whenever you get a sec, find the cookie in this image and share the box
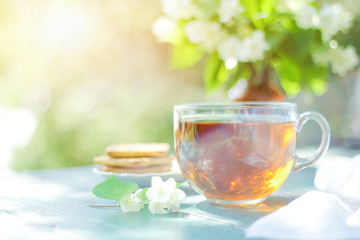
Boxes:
[93,155,173,168]
[106,143,170,158]
[101,163,172,174]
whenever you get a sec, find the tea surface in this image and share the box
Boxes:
[175,118,296,202]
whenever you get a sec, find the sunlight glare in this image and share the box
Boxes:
[41,4,96,51]
[0,107,37,171]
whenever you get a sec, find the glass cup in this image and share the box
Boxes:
[174,102,330,205]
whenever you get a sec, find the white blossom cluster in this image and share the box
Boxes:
[184,20,227,52]
[217,0,244,23]
[152,0,269,66]
[151,15,177,43]
[279,0,359,77]
[120,176,186,214]
[217,31,269,64]
[312,45,359,77]
[282,1,354,41]
[152,0,359,77]
[281,1,358,78]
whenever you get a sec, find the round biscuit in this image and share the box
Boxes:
[93,155,173,168]
[106,143,170,158]
[101,164,172,174]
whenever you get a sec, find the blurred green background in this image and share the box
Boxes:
[0,0,359,171]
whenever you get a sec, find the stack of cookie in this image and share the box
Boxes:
[93,143,174,173]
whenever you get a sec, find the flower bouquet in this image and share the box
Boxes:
[152,0,359,100]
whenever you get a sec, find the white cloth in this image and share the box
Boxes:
[246,155,360,239]
[315,155,360,203]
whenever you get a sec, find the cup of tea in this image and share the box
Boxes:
[174,102,330,205]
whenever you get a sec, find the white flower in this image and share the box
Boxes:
[184,20,227,52]
[311,49,330,67]
[184,3,205,19]
[167,189,186,212]
[148,201,169,215]
[120,191,145,213]
[217,0,244,23]
[318,4,353,41]
[312,44,359,76]
[294,5,318,29]
[217,31,269,63]
[161,0,204,20]
[152,16,177,42]
[217,36,243,62]
[146,176,176,203]
[240,30,270,62]
[329,45,359,77]
[146,176,186,214]
[161,0,189,19]
[277,0,310,12]
[184,20,207,43]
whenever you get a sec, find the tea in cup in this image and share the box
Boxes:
[174,102,330,205]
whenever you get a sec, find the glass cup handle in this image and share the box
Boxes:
[293,111,331,171]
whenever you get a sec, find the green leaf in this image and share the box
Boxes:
[260,0,276,14]
[272,55,302,97]
[241,0,264,29]
[303,66,328,95]
[309,77,327,95]
[267,32,287,51]
[176,182,186,188]
[92,175,138,202]
[204,53,222,90]
[242,0,259,17]
[193,0,219,17]
[280,16,296,31]
[226,65,240,90]
[292,29,316,61]
[167,23,187,46]
[225,64,251,90]
[135,188,149,201]
[170,43,204,69]
[204,53,229,92]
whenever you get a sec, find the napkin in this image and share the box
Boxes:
[245,155,360,239]
[314,155,360,203]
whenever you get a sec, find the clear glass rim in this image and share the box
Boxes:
[174,102,296,111]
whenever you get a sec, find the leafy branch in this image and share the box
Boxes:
[90,175,186,214]
[152,0,359,98]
